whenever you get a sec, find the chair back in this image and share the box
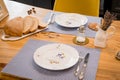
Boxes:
[53,0,100,16]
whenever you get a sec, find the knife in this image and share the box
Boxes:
[78,53,90,80]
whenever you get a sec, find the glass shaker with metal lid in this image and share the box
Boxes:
[76,26,86,43]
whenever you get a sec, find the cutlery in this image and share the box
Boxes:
[39,12,55,28]
[46,12,55,25]
[74,57,83,76]
[78,53,90,80]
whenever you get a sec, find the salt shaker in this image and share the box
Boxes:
[76,26,86,43]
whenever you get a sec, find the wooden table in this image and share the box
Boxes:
[0,0,120,80]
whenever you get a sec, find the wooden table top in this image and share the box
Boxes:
[0,0,120,80]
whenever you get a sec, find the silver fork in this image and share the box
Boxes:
[74,57,83,76]
[46,12,55,25]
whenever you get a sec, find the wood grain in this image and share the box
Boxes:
[0,0,120,80]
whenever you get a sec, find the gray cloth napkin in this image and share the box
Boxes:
[43,12,102,38]
[2,39,101,80]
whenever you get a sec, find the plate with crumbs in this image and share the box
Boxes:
[33,43,79,70]
[55,13,88,28]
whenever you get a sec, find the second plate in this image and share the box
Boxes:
[55,13,88,28]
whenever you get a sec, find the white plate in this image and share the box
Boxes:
[55,13,88,28]
[1,27,48,41]
[33,43,79,70]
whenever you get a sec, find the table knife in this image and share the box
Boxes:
[78,53,90,80]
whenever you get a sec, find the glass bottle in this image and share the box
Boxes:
[76,26,85,43]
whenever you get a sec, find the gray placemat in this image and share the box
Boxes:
[2,39,101,80]
[43,12,102,38]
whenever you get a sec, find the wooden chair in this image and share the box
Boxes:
[53,0,100,16]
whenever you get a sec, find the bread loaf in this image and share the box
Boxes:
[4,17,24,37]
[88,23,98,31]
[4,16,40,37]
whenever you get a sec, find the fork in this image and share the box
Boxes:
[46,12,55,25]
[74,57,83,76]
[39,12,55,28]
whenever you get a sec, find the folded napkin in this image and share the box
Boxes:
[43,12,102,38]
[2,39,101,80]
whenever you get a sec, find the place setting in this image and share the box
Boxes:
[43,11,102,38]
[1,39,101,80]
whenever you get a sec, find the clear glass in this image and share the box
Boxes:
[94,25,116,48]
[76,26,85,42]
[94,27,107,48]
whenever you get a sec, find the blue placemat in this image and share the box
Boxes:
[43,12,102,38]
[2,39,101,80]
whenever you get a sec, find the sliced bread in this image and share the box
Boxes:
[29,17,39,32]
[38,20,48,29]
[23,16,33,34]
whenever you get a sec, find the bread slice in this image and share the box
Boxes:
[4,17,24,37]
[29,17,39,32]
[38,20,48,29]
[23,16,33,34]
